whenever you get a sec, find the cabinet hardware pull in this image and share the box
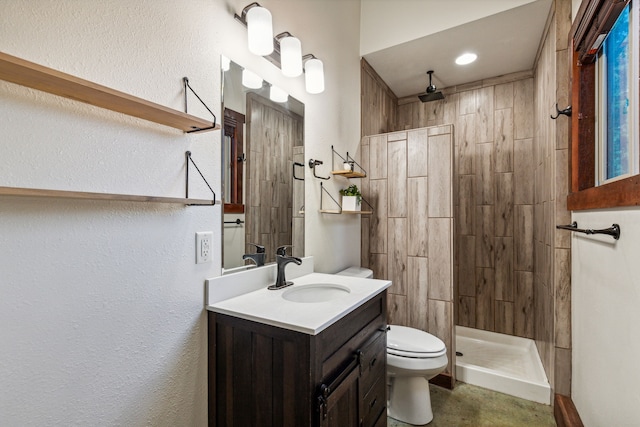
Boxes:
[370,357,377,368]
[370,398,377,408]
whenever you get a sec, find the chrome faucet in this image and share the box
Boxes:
[268,245,302,290]
[242,243,265,267]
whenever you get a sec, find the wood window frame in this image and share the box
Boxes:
[568,0,640,210]
[223,108,245,214]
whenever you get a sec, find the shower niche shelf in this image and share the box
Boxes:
[0,51,219,133]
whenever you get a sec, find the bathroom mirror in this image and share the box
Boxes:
[222,58,305,272]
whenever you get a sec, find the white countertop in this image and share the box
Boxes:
[207,271,391,335]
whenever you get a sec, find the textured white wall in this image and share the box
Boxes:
[571,208,640,426]
[226,0,363,274]
[0,0,362,424]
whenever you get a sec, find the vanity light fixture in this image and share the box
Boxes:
[455,52,477,65]
[241,3,274,56]
[304,54,325,94]
[270,85,288,103]
[277,32,303,77]
[242,69,263,89]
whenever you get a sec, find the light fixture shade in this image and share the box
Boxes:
[280,36,302,77]
[270,85,288,103]
[246,6,273,56]
[242,69,263,89]
[305,58,324,94]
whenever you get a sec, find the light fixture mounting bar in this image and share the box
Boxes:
[233,2,261,23]
[234,5,315,71]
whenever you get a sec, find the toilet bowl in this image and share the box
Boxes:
[387,325,447,425]
[336,267,448,425]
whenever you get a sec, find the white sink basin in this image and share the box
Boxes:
[282,283,351,303]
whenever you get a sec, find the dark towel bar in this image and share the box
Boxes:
[556,222,620,240]
[224,219,244,225]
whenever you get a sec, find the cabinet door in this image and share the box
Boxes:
[318,364,360,427]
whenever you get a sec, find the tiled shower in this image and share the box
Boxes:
[359,0,572,396]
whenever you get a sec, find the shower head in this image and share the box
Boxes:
[418,91,445,102]
[418,70,444,103]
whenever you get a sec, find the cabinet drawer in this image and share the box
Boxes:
[319,294,386,381]
[359,330,386,394]
[361,374,386,427]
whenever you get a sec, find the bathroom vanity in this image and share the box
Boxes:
[206,266,390,427]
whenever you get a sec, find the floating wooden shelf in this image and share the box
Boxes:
[343,210,372,215]
[0,51,219,133]
[0,186,218,206]
[319,209,372,215]
[331,170,367,178]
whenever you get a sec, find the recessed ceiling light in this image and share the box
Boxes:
[455,53,477,65]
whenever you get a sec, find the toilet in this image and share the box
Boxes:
[337,267,448,426]
[386,325,447,425]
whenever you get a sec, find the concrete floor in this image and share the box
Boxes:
[388,382,556,427]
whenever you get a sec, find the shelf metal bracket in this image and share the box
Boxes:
[331,145,367,177]
[183,77,218,133]
[320,182,341,213]
[185,151,216,206]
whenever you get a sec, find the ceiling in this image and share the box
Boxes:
[362,0,554,99]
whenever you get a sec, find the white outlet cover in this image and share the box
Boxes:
[196,231,213,264]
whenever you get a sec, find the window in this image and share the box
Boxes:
[223,108,245,213]
[569,0,640,210]
[596,4,636,184]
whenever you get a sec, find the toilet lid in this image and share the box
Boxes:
[387,325,446,357]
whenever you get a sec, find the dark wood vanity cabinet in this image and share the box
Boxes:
[208,291,387,427]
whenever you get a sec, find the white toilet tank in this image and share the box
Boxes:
[336,266,374,279]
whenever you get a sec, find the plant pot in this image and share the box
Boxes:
[342,195,361,211]
[343,161,354,171]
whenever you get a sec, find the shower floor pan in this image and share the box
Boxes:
[455,326,551,404]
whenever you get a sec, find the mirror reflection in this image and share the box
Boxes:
[222,59,305,271]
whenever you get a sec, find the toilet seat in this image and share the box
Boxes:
[387,325,446,358]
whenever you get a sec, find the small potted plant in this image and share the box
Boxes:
[339,184,362,211]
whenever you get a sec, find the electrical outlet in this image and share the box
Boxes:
[196,231,213,264]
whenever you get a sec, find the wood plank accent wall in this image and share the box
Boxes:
[361,59,398,137]
[534,0,573,398]
[358,5,574,400]
[245,93,304,263]
[360,126,456,378]
[396,71,536,340]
